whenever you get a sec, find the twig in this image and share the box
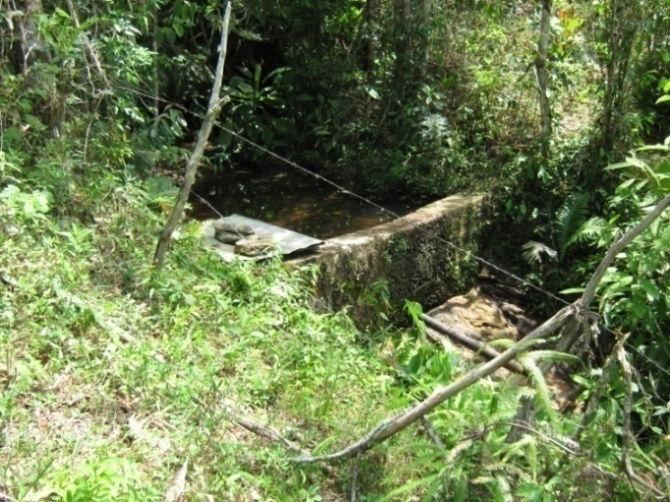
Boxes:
[349,454,360,502]
[163,460,188,502]
[616,345,666,499]
[577,333,630,437]
[293,305,575,463]
[509,195,670,443]
[220,400,337,477]
[419,416,446,450]
[65,0,109,90]
[580,195,670,311]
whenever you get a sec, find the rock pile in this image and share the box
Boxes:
[213,221,275,257]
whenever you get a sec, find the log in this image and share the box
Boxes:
[421,313,526,374]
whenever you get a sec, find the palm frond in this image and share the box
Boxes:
[566,216,608,250]
[556,193,589,257]
[522,240,557,265]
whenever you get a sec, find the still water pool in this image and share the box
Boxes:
[190,165,422,239]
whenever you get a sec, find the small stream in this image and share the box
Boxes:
[190,165,424,239]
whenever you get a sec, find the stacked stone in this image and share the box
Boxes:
[213,221,275,257]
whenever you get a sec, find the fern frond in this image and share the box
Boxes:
[522,240,557,265]
[487,338,516,350]
[382,473,441,500]
[518,356,557,423]
[497,434,537,462]
[517,386,537,400]
[556,193,589,257]
[524,350,583,366]
[492,475,513,502]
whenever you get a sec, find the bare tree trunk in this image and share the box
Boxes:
[65,0,110,90]
[363,0,378,73]
[598,0,640,159]
[393,0,412,96]
[153,2,232,268]
[417,0,432,80]
[17,0,48,73]
[536,0,552,162]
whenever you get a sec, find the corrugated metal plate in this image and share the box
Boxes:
[202,214,323,262]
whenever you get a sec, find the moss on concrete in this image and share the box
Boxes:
[291,194,485,327]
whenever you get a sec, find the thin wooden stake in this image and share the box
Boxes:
[153,2,231,267]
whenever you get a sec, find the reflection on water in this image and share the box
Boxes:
[190,166,418,239]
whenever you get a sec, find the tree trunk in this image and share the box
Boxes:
[393,0,412,97]
[598,0,640,158]
[536,0,552,162]
[363,0,378,73]
[417,0,432,80]
[153,2,232,268]
[17,0,48,73]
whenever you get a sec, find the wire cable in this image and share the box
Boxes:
[124,85,670,378]
[120,86,574,307]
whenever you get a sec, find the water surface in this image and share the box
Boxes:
[190,165,421,239]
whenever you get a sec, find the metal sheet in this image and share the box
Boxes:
[202,214,323,262]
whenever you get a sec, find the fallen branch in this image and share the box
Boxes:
[293,305,575,463]
[163,460,188,502]
[349,454,360,502]
[220,401,337,476]
[508,195,670,443]
[580,195,670,311]
[153,2,231,267]
[421,313,525,374]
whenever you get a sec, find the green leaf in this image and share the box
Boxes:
[638,278,660,301]
[555,193,589,256]
[518,356,556,423]
[404,300,424,332]
[365,86,381,100]
[559,287,584,295]
[656,95,670,104]
[524,350,582,366]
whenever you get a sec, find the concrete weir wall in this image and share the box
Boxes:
[291,193,486,325]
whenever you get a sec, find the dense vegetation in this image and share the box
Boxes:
[1,0,669,500]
